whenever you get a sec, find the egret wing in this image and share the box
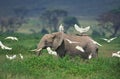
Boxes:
[74,24,82,33]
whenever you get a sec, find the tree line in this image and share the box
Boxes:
[0,7,120,37]
[97,7,120,37]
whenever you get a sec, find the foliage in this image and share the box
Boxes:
[40,9,80,33]
[40,9,68,32]
[0,6,28,33]
[1,55,120,79]
[97,7,120,37]
[0,33,120,79]
[63,16,80,31]
[0,16,26,33]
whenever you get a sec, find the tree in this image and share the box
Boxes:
[0,16,25,33]
[97,8,120,37]
[40,9,68,32]
[63,16,79,31]
[0,7,28,33]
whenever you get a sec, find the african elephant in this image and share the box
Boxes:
[34,32,98,59]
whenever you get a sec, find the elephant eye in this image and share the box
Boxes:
[44,39,53,44]
[45,40,48,43]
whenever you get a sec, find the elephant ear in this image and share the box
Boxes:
[52,32,64,50]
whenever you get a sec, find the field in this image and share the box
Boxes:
[0,33,120,79]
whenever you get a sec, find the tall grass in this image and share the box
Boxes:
[0,33,120,79]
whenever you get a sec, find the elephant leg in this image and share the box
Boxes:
[86,43,98,59]
[56,48,65,57]
[36,51,41,56]
[92,47,98,57]
[56,41,66,57]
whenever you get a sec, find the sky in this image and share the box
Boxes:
[0,0,120,19]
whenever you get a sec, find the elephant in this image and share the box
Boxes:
[34,32,98,59]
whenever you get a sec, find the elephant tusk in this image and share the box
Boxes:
[30,48,42,52]
[36,48,42,51]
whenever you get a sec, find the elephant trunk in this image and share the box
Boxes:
[36,42,46,56]
[31,48,42,55]
[36,48,42,56]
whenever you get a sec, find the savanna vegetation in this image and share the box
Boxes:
[0,1,120,78]
[0,32,120,79]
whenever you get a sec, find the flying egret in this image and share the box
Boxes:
[5,36,18,41]
[74,24,90,34]
[46,47,57,56]
[75,45,85,52]
[6,54,16,60]
[65,39,80,44]
[19,53,23,59]
[59,24,64,32]
[101,37,117,43]
[112,52,120,57]
[0,41,12,50]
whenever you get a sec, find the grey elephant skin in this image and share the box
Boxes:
[35,32,98,59]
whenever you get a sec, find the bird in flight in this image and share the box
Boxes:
[59,24,64,32]
[6,54,16,60]
[0,41,12,50]
[112,52,120,58]
[74,24,90,34]
[5,36,18,41]
[101,37,117,43]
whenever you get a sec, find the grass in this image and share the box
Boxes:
[0,33,120,79]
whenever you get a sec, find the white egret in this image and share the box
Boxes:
[75,45,85,52]
[65,39,80,44]
[46,47,57,56]
[117,51,120,54]
[0,41,12,50]
[74,24,90,34]
[5,36,18,41]
[91,39,102,46]
[101,37,117,43]
[88,53,92,59]
[59,24,64,32]
[19,53,23,59]
[6,54,16,60]
[112,53,120,57]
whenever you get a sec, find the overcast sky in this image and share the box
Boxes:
[0,0,120,18]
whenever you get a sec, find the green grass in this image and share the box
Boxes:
[0,33,120,79]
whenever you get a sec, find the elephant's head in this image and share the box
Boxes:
[35,32,64,55]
